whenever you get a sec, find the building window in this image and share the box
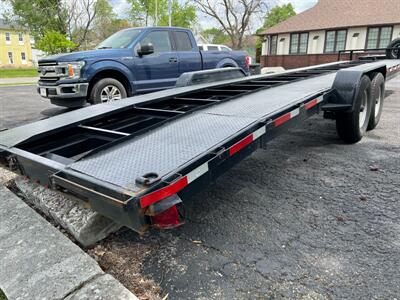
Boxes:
[290,32,308,54]
[366,26,393,49]
[21,52,26,64]
[18,33,24,42]
[8,52,13,64]
[324,30,347,53]
[5,32,11,42]
[269,35,278,55]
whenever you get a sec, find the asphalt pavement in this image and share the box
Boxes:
[1,76,399,299]
[0,85,68,130]
[140,76,400,299]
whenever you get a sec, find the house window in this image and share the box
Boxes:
[324,30,347,53]
[18,33,24,42]
[5,32,11,42]
[8,52,13,64]
[21,52,26,64]
[269,35,278,55]
[366,26,393,49]
[290,32,308,54]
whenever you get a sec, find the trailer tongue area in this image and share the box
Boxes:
[1,59,399,232]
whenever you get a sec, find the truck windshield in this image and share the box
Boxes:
[96,29,142,49]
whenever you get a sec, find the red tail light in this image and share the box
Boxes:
[151,205,184,229]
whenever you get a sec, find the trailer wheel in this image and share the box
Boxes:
[90,78,127,104]
[336,75,372,143]
[367,73,385,131]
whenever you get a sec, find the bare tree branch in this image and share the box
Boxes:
[194,0,269,49]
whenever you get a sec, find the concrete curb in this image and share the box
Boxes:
[0,185,138,300]
[14,177,121,247]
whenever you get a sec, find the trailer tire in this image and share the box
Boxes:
[90,78,127,104]
[386,38,400,59]
[336,75,372,143]
[367,73,385,131]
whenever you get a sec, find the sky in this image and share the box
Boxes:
[109,0,318,20]
[1,0,319,29]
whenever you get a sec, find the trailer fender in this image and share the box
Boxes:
[175,67,246,87]
[330,67,385,113]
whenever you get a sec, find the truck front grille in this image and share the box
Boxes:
[38,61,67,83]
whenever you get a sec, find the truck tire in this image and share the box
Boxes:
[90,78,127,104]
[386,38,400,59]
[336,75,372,143]
[367,73,385,131]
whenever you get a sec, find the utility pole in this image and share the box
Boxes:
[155,0,158,26]
[168,0,172,27]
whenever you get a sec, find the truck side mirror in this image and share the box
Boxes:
[138,43,154,56]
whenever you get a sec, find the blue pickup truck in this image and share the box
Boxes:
[37,27,250,107]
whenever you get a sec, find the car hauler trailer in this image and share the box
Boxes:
[0,58,399,232]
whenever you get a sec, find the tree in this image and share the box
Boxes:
[193,0,269,49]
[4,0,103,50]
[255,3,296,51]
[261,3,296,30]
[89,0,132,46]
[3,0,67,37]
[158,0,196,28]
[35,30,76,54]
[127,0,196,28]
[202,28,230,44]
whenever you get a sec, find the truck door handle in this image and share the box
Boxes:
[169,58,178,63]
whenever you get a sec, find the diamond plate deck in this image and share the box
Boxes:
[69,73,336,192]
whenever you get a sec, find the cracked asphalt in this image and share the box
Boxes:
[1,76,399,299]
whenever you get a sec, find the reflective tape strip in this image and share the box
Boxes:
[229,134,253,156]
[186,162,209,183]
[274,108,300,127]
[140,177,188,208]
[305,96,323,110]
[253,126,266,140]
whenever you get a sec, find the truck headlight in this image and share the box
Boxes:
[65,61,85,79]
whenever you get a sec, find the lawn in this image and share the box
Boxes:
[0,68,38,78]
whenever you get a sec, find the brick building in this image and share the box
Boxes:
[258,0,400,69]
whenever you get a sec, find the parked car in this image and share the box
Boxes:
[37,27,250,108]
[198,44,232,51]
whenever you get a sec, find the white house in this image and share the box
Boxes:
[258,0,400,69]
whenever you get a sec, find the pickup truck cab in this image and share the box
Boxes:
[37,27,250,107]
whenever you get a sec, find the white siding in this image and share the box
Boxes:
[277,33,290,55]
[346,27,368,50]
[308,30,325,54]
[263,24,400,56]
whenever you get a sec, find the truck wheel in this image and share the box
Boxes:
[367,73,385,131]
[90,78,127,104]
[336,75,372,143]
[386,38,400,59]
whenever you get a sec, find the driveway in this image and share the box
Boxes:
[0,85,68,130]
[137,75,400,299]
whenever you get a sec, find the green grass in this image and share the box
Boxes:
[0,289,7,300]
[0,68,38,78]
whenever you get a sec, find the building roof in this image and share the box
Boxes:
[260,0,400,35]
[0,18,26,31]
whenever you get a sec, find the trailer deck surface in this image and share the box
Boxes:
[69,72,335,192]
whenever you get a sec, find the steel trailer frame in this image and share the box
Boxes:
[1,58,399,232]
